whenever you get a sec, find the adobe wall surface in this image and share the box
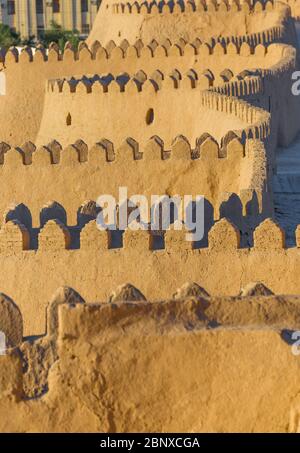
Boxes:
[1,0,300,433]
[37,83,249,148]
[1,217,300,335]
[0,2,297,149]
[87,0,286,45]
[35,43,288,148]
[1,296,300,432]
[0,136,263,225]
[0,43,262,145]
[0,0,298,338]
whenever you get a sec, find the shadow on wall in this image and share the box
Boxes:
[0,191,265,252]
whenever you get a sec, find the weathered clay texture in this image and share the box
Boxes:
[0,0,300,433]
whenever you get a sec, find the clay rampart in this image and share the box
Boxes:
[2,217,300,334]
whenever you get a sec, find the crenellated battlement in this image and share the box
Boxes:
[0,133,268,239]
[0,133,247,165]
[47,61,268,94]
[110,0,274,15]
[0,216,292,254]
[0,2,296,333]
[212,42,296,96]
[0,4,292,147]
[0,100,271,172]
[0,188,263,243]
[3,283,300,434]
[1,0,300,433]
[3,38,283,67]
[4,214,300,336]
[47,69,264,94]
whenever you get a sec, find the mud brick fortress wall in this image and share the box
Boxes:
[2,0,300,432]
[2,215,300,335]
[0,0,299,335]
[2,288,300,432]
[0,1,297,147]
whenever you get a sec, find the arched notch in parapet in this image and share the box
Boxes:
[114,137,141,161]
[216,193,244,239]
[5,46,19,63]
[165,226,194,251]
[3,16,277,70]
[108,283,146,303]
[19,46,33,63]
[142,136,165,160]
[125,78,143,93]
[61,140,88,165]
[40,201,67,227]
[171,135,192,159]
[78,43,92,63]
[123,227,154,251]
[239,42,252,57]
[220,131,245,158]
[208,218,240,250]
[96,139,115,162]
[81,219,112,250]
[0,220,30,253]
[253,218,285,249]
[196,133,220,159]
[198,71,214,90]
[239,281,273,297]
[48,140,62,163]
[3,142,36,166]
[220,69,234,83]
[134,69,147,83]
[150,69,164,84]
[34,45,47,62]
[0,202,294,253]
[0,130,255,167]
[32,140,62,165]
[173,281,210,300]
[90,40,102,58]
[112,0,272,15]
[3,203,32,230]
[38,219,71,251]
[77,200,99,227]
[46,286,85,338]
[48,42,60,62]
[17,142,36,165]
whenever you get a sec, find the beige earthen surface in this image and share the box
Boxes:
[87,1,286,46]
[2,295,300,432]
[0,293,23,347]
[1,0,300,433]
[3,233,300,335]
